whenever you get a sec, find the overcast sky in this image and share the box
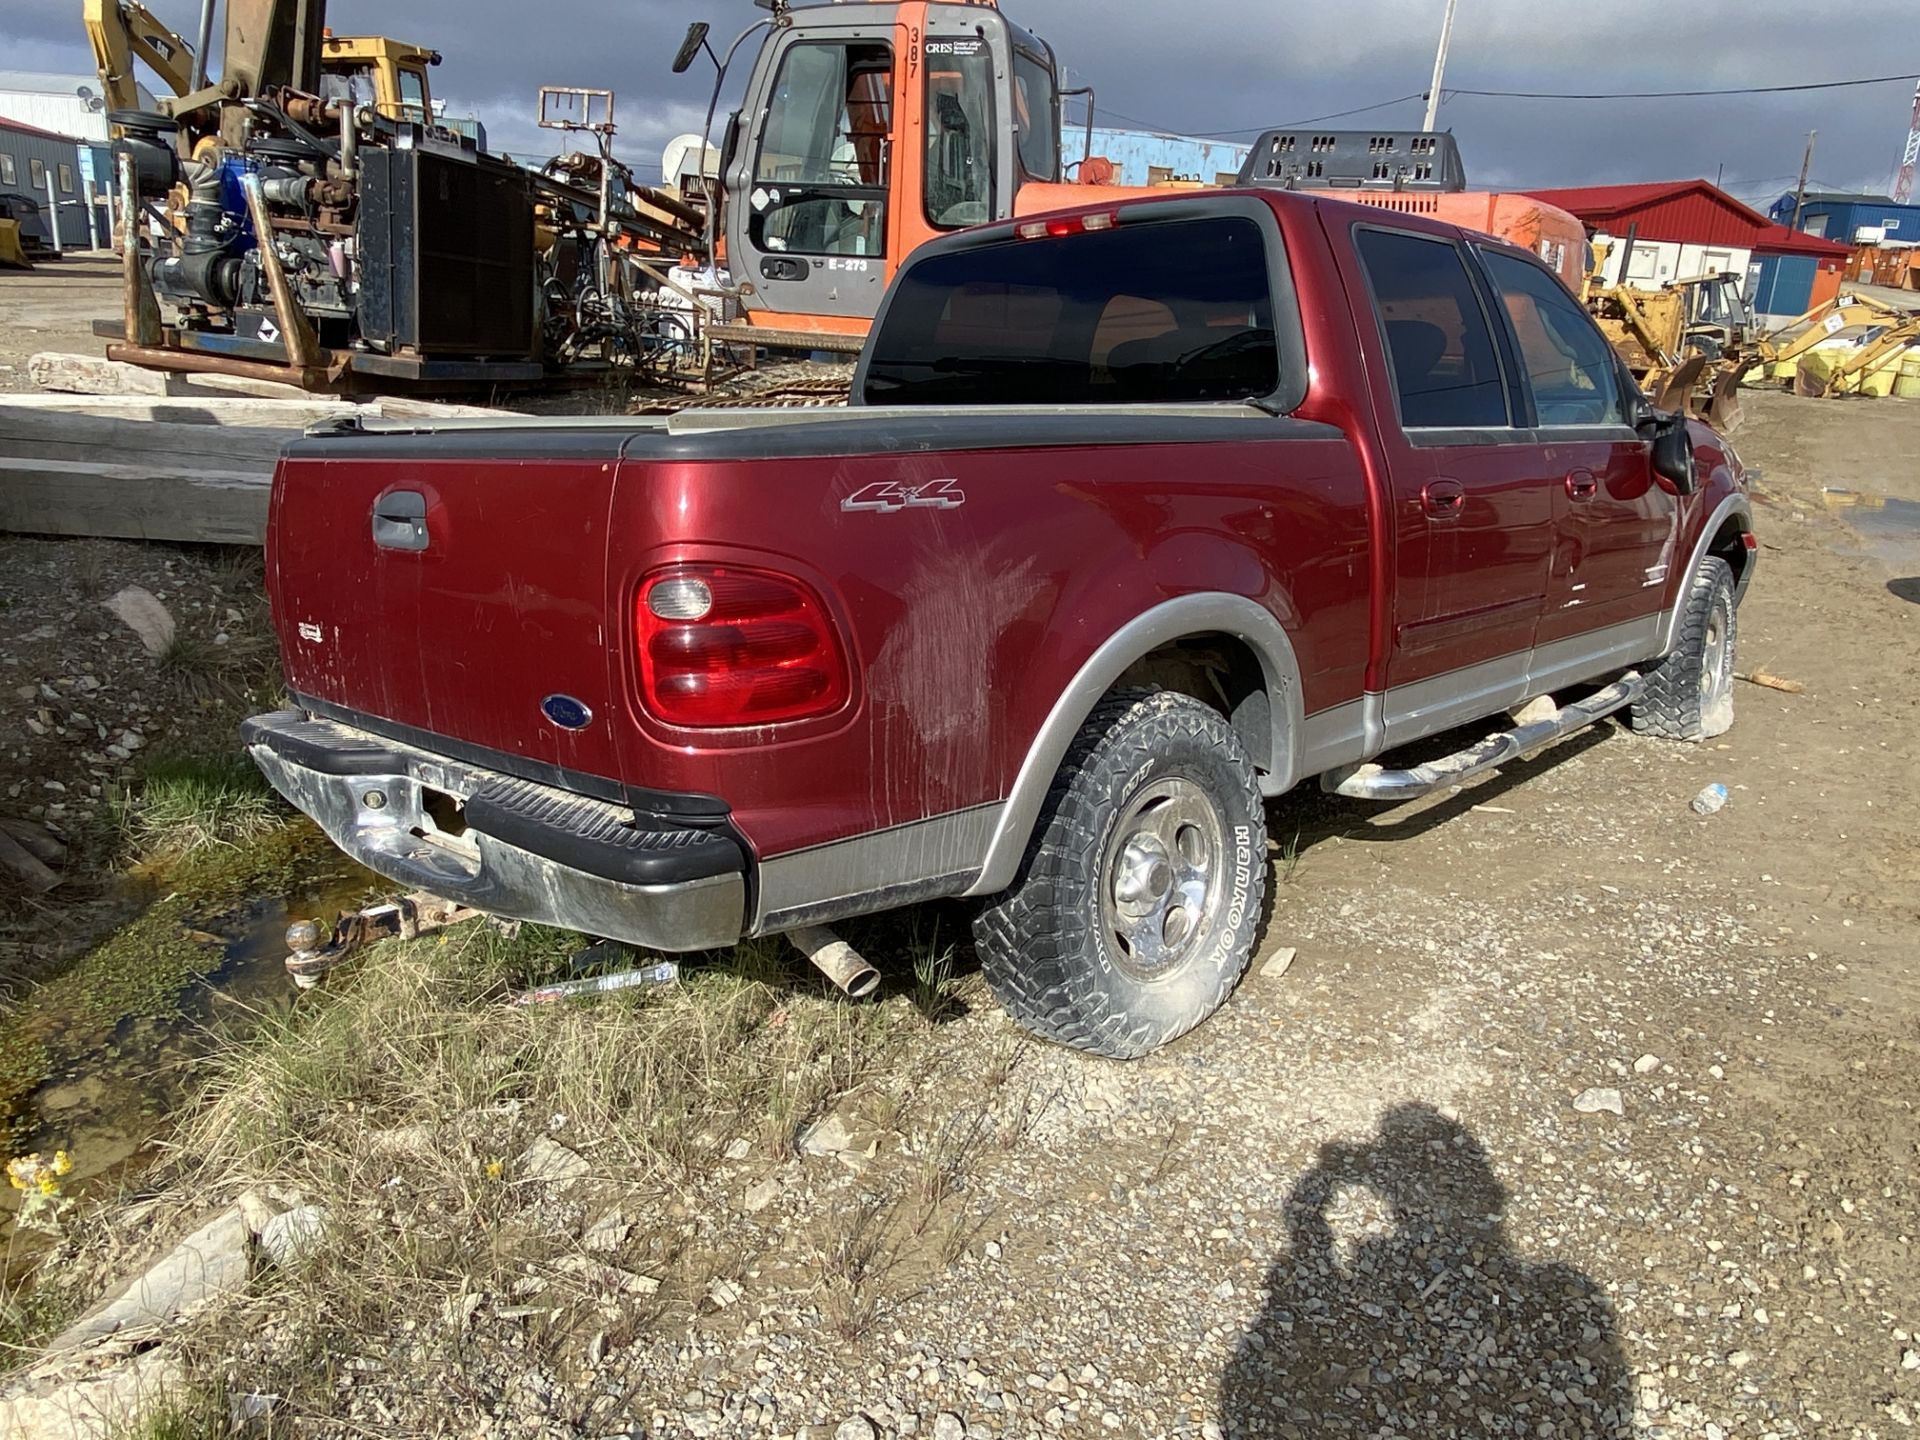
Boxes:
[6,0,1913,206]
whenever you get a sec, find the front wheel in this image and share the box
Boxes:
[972,689,1268,1059]
[1632,555,1737,741]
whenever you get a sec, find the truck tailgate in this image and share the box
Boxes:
[268,442,626,782]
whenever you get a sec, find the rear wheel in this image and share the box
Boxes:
[1632,555,1737,741]
[972,689,1268,1059]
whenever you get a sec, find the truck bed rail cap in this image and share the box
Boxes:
[300,414,671,439]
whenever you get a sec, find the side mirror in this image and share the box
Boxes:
[1650,416,1697,494]
[672,22,712,75]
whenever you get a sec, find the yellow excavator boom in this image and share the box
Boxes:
[83,0,195,113]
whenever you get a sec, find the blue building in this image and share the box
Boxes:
[1768,191,1920,245]
[1070,126,1251,189]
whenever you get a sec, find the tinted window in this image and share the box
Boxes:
[1481,250,1627,426]
[925,36,995,228]
[1355,228,1509,429]
[864,217,1278,406]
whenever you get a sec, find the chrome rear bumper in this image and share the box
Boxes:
[243,711,747,952]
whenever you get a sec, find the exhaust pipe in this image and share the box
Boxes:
[337,104,357,182]
[786,925,881,1000]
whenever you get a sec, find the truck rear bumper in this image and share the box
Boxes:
[242,711,747,952]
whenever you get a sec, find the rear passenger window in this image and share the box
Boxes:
[1480,250,1628,427]
[1355,228,1509,430]
[863,216,1278,405]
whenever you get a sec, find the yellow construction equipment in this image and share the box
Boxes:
[0,219,30,271]
[314,34,439,125]
[1765,293,1920,397]
[85,0,438,143]
[1585,261,1754,428]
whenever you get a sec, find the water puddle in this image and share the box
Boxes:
[1821,488,1920,580]
[0,862,377,1248]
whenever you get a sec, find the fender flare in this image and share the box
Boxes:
[966,592,1305,897]
[1656,491,1753,658]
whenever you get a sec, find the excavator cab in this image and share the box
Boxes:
[723,1,1060,337]
[317,35,439,125]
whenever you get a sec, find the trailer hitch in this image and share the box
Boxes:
[283,891,487,988]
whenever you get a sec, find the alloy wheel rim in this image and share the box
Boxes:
[1099,776,1230,981]
[1701,601,1732,704]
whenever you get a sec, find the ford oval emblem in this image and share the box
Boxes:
[541,695,593,731]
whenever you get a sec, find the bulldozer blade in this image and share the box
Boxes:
[1651,355,1708,415]
[1703,359,1757,434]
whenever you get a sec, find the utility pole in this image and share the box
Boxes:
[1421,0,1460,135]
[1790,129,1817,231]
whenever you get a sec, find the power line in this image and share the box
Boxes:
[1446,72,1920,101]
[1191,93,1427,138]
[1090,69,1920,145]
[1095,92,1425,141]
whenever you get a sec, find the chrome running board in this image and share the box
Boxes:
[1320,674,1645,803]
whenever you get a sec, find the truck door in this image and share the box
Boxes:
[1346,224,1553,746]
[727,15,904,324]
[1475,247,1675,680]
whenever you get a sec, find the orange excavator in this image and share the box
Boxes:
[674,0,1586,352]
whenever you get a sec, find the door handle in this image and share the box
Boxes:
[372,490,429,552]
[1565,470,1600,502]
[1422,479,1466,519]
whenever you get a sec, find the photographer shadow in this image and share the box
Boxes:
[1219,1103,1633,1438]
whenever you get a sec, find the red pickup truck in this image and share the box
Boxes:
[246,190,1754,1058]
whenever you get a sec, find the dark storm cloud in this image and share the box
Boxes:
[6,0,1913,199]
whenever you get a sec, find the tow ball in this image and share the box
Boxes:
[283,892,485,988]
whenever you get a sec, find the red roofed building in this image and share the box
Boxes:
[1522,179,1852,320]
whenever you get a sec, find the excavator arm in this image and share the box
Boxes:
[84,0,196,113]
[1767,296,1913,365]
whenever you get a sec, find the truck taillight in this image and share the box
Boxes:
[636,565,849,728]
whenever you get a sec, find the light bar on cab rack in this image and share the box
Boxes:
[1015,211,1121,240]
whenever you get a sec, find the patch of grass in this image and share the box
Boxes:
[121,754,284,862]
[1277,828,1304,886]
[911,1106,994,1228]
[151,919,915,1400]
[155,630,222,680]
[0,1269,87,1361]
[108,1384,230,1440]
[204,547,265,592]
[819,1193,902,1341]
[907,916,960,1026]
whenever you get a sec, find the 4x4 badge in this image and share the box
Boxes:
[842,480,966,514]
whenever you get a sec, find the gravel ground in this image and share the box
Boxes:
[153,391,1916,1440]
[0,255,119,394]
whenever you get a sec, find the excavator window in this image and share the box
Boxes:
[396,67,429,124]
[925,37,996,229]
[1012,48,1058,183]
[753,41,893,259]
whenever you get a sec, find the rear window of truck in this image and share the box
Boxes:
[862,216,1279,406]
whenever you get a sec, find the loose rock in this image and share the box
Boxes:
[1573,1087,1626,1117]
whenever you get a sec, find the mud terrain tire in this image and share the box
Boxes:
[1632,555,1737,741]
[972,689,1268,1059]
